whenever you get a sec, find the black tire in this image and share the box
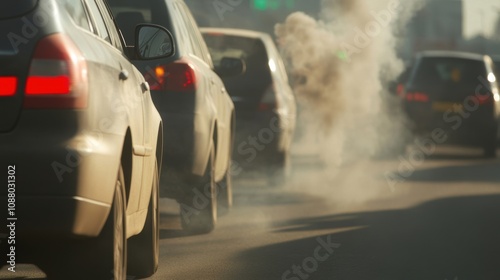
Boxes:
[484,137,497,158]
[180,142,217,234]
[267,150,291,187]
[483,123,497,158]
[127,160,159,278]
[92,165,128,279]
[218,155,233,212]
[33,166,127,280]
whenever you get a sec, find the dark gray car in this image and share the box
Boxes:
[403,51,500,157]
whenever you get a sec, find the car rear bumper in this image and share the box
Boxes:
[405,103,497,145]
[159,111,212,198]
[0,195,109,239]
[0,112,123,237]
[233,111,287,167]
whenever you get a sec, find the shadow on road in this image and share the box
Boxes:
[403,161,500,183]
[228,195,500,280]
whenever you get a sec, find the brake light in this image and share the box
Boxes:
[405,91,429,103]
[23,33,88,109]
[0,77,18,97]
[258,84,278,111]
[146,59,196,92]
[477,95,492,105]
[396,83,405,97]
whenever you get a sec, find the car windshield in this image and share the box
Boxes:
[0,0,38,19]
[203,33,272,97]
[410,57,487,90]
[107,0,169,45]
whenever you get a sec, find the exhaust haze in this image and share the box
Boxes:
[276,0,425,164]
[273,0,426,204]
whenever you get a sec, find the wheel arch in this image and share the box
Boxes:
[120,128,133,205]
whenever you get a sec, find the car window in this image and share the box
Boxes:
[175,3,201,57]
[203,33,272,97]
[85,0,111,43]
[178,2,213,67]
[410,57,487,90]
[57,0,91,32]
[95,0,124,51]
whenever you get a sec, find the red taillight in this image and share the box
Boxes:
[477,95,492,105]
[146,59,196,92]
[23,34,88,109]
[258,84,278,111]
[26,76,71,95]
[0,77,18,97]
[405,92,429,103]
[396,83,405,97]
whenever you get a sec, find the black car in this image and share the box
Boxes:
[0,0,174,278]
[403,51,500,157]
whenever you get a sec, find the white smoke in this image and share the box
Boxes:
[276,0,425,165]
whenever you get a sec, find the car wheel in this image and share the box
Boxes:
[127,160,159,278]
[483,126,497,158]
[95,165,128,279]
[267,150,291,187]
[218,155,233,213]
[180,142,217,234]
[32,166,127,279]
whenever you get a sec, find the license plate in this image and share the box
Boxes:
[432,102,463,113]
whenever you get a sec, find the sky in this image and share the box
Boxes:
[463,0,499,38]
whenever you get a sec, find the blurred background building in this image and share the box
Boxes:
[185,0,321,35]
[185,0,500,61]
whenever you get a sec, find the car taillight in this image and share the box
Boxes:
[476,94,493,105]
[405,91,429,103]
[23,33,88,109]
[146,59,196,92]
[0,77,18,97]
[258,84,278,111]
[396,83,405,97]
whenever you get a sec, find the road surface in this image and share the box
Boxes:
[2,145,500,280]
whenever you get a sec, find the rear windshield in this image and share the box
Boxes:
[0,0,38,19]
[107,0,169,45]
[203,34,272,97]
[410,57,487,88]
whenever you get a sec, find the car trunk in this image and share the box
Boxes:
[0,5,39,132]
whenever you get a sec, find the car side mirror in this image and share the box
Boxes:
[215,57,246,78]
[135,24,175,60]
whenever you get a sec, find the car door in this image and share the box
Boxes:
[178,2,232,175]
[86,0,146,215]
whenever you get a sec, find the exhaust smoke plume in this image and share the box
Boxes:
[276,0,425,165]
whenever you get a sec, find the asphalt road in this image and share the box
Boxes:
[2,145,500,280]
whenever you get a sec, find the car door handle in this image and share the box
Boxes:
[141,82,150,93]
[119,70,129,81]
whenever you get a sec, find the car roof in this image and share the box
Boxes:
[416,50,487,61]
[200,27,271,41]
